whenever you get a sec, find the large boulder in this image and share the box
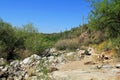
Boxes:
[22,54,41,65]
[31,54,41,60]
[22,57,32,65]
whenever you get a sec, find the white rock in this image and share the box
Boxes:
[48,56,54,59]
[57,57,65,63]
[66,52,74,56]
[102,64,113,68]
[0,66,3,69]
[2,66,9,72]
[31,54,41,60]
[48,56,54,62]
[42,57,47,60]
[78,50,85,55]
[10,60,19,67]
[22,57,32,65]
[24,74,29,79]
[49,48,56,53]
[22,54,40,65]
[88,47,95,55]
[0,58,6,66]
[76,48,80,51]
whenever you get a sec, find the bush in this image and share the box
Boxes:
[0,21,16,60]
[55,38,79,50]
[112,36,120,60]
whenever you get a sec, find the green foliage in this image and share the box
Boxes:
[88,0,120,38]
[112,35,120,56]
[0,20,16,59]
[0,21,59,60]
[15,24,52,56]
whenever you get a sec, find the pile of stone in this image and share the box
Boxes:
[0,52,67,80]
[0,54,42,80]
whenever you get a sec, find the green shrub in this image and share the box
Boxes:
[112,36,120,60]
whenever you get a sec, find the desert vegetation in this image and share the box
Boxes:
[0,0,120,60]
[0,0,120,80]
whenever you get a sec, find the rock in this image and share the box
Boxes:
[48,56,54,63]
[78,50,85,55]
[2,66,9,72]
[0,58,6,66]
[22,57,32,65]
[42,57,47,60]
[57,57,65,63]
[49,48,56,53]
[31,54,41,60]
[66,52,75,56]
[96,65,103,69]
[84,50,91,55]
[22,54,41,65]
[10,60,20,68]
[24,73,29,79]
[116,64,120,69]
[102,64,113,69]
[0,54,45,80]
[0,66,3,70]
[76,48,80,51]
[88,47,95,55]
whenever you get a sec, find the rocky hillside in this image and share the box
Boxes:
[0,48,120,80]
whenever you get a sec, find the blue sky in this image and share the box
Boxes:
[0,0,90,33]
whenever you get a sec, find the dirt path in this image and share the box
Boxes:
[51,56,120,80]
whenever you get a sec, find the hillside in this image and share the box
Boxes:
[0,0,120,80]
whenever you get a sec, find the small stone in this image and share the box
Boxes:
[66,52,74,56]
[0,58,6,66]
[102,64,113,69]
[49,48,56,53]
[24,74,29,79]
[116,64,120,69]
[0,66,3,69]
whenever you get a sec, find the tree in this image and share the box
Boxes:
[0,20,15,60]
[88,0,120,38]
